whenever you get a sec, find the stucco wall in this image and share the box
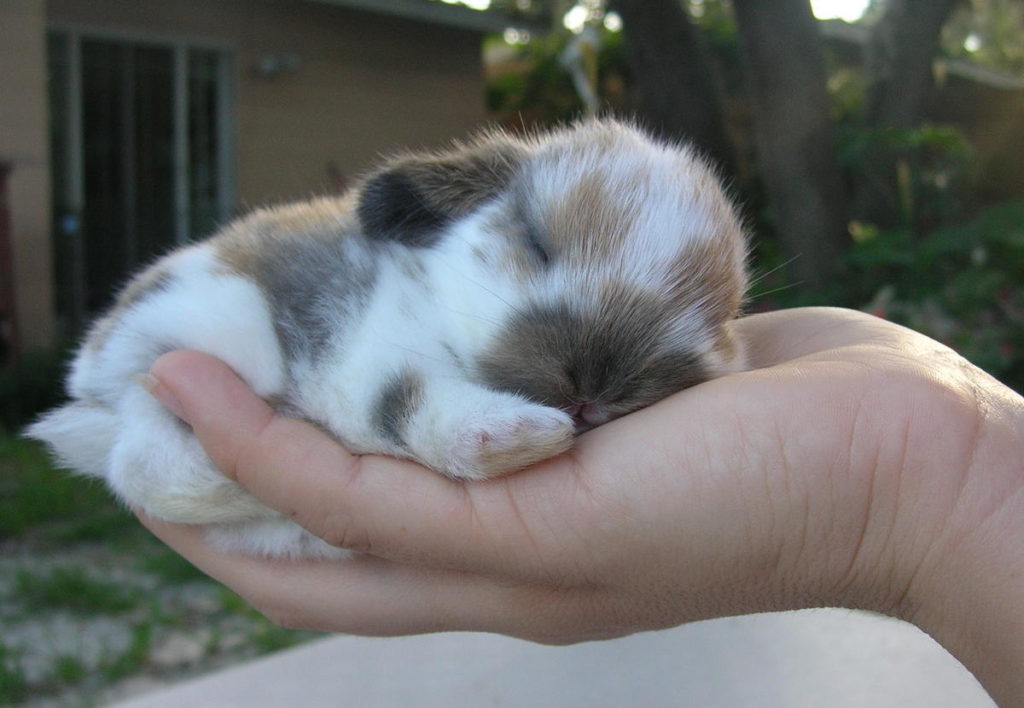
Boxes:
[48,0,489,208]
[0,0,54,350]
[1,0,487,349]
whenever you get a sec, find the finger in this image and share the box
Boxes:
[147,350,588,579]
[137,512,609,643]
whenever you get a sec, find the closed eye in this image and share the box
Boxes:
[524,224,551,266]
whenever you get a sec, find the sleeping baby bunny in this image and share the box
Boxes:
[29,119,748,558]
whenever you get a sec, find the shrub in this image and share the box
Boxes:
[845,200,1024,392]
[748,199,1024,394]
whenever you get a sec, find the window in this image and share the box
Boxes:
[48,30,234,327]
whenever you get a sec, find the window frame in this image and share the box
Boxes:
[49,23,236,248]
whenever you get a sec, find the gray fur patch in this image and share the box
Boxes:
[214,198,381,365]
[247,233,378,363]
[357,140,528,247]
[475,299,708,417]
[373,369,424,448]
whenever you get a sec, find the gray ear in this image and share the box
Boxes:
[357,141,526,248]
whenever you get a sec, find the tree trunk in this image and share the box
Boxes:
[608,0,735,174]
[864,0,961,129]
[732,0,849,291]
[856,0,961,228]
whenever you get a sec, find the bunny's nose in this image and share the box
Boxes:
[567,403,611,431]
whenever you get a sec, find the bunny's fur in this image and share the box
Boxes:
[29,120,748,558]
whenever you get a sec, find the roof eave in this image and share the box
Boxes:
[307,0,546,35]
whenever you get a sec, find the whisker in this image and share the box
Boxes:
[746,253,801,288]
[427,303,505,328]
[748,280,805,301]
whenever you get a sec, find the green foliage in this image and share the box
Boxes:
[943,0,1024,75]
[839,122,977,232]
[845,200,1024,390]
[483,1,744,127]
[427,0,550,26]
[486,34,585,123]
[485,26,628,125]
[754,200,1024,394]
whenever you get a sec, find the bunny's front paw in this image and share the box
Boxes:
[445,404,574,480]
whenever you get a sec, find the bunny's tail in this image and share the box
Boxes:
[24,402,119,478]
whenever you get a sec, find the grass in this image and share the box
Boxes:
[43,508,142,545]
[14,566,140,615]
[249,622,310,654]
[0,345,70,432]
[101,623,154,682]
[51,654,87,685]
[0,642,27,704]
[137,548,209,585]
[216,587,252,615]
[0,435,133,542]
[1,438,318,705]
[216,587,320,653]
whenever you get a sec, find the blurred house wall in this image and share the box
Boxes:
[0,0,54,350]
[49,0,490,207]
[2,0,490,350]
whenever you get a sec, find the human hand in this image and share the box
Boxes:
[139,307,1024,704]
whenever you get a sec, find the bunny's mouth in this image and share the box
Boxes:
[565,402,612,434]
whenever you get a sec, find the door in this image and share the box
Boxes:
[48,30,234,330]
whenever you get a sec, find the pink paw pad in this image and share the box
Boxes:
[448,406,574,480]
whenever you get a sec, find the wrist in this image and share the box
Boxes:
[755,339,1024,704]
[894,375,1024,705]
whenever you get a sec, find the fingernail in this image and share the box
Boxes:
[135,373,188,421]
